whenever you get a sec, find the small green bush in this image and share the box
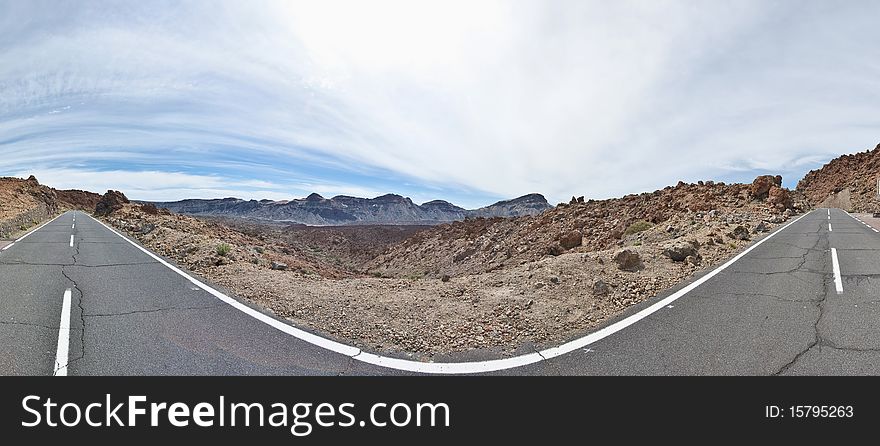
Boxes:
[624,220,652,236]
[216,243,231,257]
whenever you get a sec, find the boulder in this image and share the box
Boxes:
[141,203,160,215]
[559,230,583,250]
[729,225,750,241]
[591,280,610,296]
[767,185,792,210]
[547,244,566,256]
[613,249,643,272]
[749,175,782,199]
[662,240,698,262]
[94,190,130,216]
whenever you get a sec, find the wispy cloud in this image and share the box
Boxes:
[1,0,879,207]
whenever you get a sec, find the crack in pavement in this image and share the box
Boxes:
[2,261,159,268]
[83,304,224,318]
[690,291,822,304]
[59,235,86,372]
[773,234,828,376]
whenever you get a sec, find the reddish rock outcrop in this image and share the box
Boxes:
[95,190,130,216]
[797,143,880,211]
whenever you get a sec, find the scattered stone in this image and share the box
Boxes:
[547,244,566,256]
[559,230,583,250]
[662,240,698,262]
[685,255,702,266]
[729,225,750,241]
[549,276,560,284]
[271,261,288,271]
[441,274,451,282]
[613,249,643,272]
[591,280,610,296]
[754,221,769,233]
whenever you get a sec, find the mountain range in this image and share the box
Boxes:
[147,193,552,226]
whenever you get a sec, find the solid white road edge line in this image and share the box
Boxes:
[831,248,843,295]
[1,212,68,252]
[88,211,809,374]
[10,213,66,244]
[53,289,72,376]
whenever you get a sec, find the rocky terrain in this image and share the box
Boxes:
[0,176,59,239]
[150,192,551,225]
[97,175,805,358]
[211,217,429,272]
[56,188,102,211]
[797,142,880,212]
[368,176,803,279]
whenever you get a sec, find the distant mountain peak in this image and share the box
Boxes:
[149,191,551,225]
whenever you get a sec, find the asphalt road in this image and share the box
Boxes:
[0,208,877,375]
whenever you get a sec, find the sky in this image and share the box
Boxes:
[1,0,879,209]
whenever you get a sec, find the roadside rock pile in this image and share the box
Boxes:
[0,176,59,238]
[368,176,801,279]
[797,142,880,212]
[94,190,130,216]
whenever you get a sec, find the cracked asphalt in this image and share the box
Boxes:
[0,211,397,376]
[1,208,878,375]
[505,208,880,375]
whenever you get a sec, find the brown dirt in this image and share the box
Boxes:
[99,177,804,359]
[367,179,804,279]
[207,217,428,272]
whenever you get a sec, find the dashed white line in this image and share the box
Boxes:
[829,223,833,232]
[53,289,72,376]
[831,248,843,295]
[69,234,74,247]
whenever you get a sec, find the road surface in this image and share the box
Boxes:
[0,209,877,375]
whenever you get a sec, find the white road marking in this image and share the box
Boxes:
[12,213,66,244]
[828,223,833,232]
[72,223,75,229]
[87,211,809,374]
[69,234,74,247]
[831,248,843,295]
[827,209,830,217]
[1,213,68,252]
[53,289,72,376]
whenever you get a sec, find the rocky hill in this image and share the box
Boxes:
[97,175,805,357]
[368,177,803,279]
[149,193,552,225]
[796,143,880,212]
[0,176,59,239]
[56,188,103,211]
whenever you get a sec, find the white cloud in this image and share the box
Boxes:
[2,0,880,204]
